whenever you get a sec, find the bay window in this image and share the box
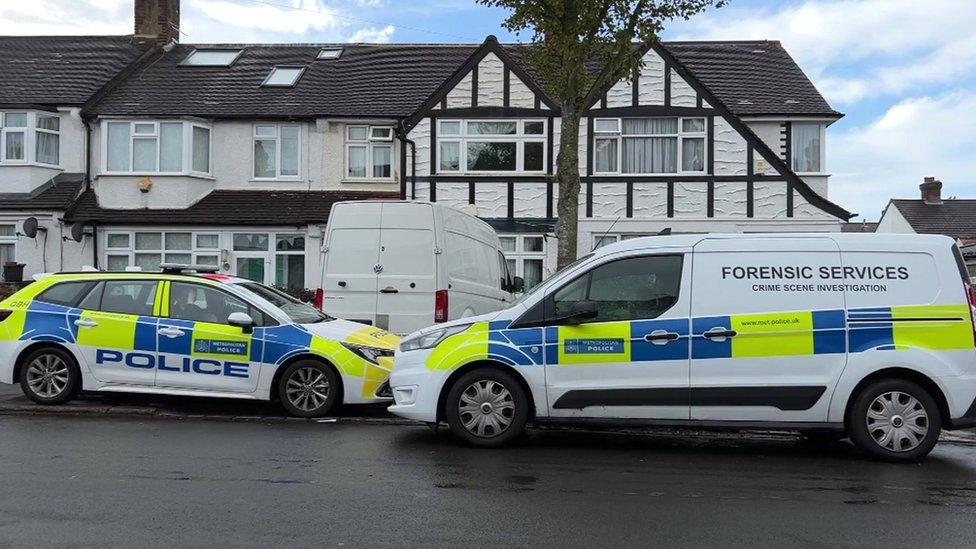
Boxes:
[346,125,393,179]
[437,119,545,174]
[0,111,60,166]
[254,124,300,179]
[103,120,211,175]
[792,122,823,173]
[593,117,706,175]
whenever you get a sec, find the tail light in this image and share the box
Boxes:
[964,280,976,345]
[313,288,324,311]
[0,309,11,322]
[434,290,448,323]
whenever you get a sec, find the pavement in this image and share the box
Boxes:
[1,414,976,548]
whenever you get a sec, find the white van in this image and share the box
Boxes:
[320,201,520,335]
[389,233,976,461]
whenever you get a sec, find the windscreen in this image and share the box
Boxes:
[235,282,331,324]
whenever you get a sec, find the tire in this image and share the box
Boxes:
[19,346,81,405]
[444,368,529,448]
[848,378,942,462]
[277,360,341,418]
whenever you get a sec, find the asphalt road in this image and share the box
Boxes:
[1,416,975,548]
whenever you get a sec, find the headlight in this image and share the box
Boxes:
[341,343,394,364]
[399,324,472,352]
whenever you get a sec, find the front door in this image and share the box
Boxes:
[544,252,691,419]
[154,281,262,393]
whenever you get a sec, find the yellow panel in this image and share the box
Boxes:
[0,309,28,341]
[311,334,366,377]
[892,304,974,350]
[345,326,399,349]
[557,321,630,365]
[75,312,138,349]
[731,311,814,358]
[426,322,489,371]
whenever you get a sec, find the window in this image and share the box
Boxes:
[346,125,394,179]
[500,234,546,292]
[317,48,343,60]
[254,124,300,179]
[1,111,59,166]
[100,280,158,316]
[168,282,255,325]
[233,232,306,288]
[182,49,242,66]
[104,231,221,271]
[275,234,305,291]
[593,233,653,250]
[593,117,705,175]
[262,66,305,87]
[437,119,545,174]
[0,224,14,265]
[36,281,93,307]
[103,121,211,175]
[552,255,683,323]
[792,122,822,173]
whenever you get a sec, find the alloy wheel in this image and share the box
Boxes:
[25,354,70,399]
[285,367,331,413]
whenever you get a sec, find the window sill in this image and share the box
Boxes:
[0,162,61,169]
[340,178,397,184]
[249,177,303,183]
[795,172,831,177]
[98,172,216,181]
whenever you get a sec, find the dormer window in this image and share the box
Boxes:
[317,48,343,60]
[262,66,305,87]
[182,49,243,66]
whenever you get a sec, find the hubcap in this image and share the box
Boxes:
[458,379,515,438]
[285,367,330,412]
[26,354,69,398]
[866,391,929,452]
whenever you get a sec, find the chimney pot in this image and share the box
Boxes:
[134,0,180,46]
[920,176,943,205]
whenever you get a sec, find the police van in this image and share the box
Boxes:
[388,233,976,461]
[0,267,398,417]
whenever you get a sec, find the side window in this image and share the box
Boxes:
[498,250,509,290]
[78,282,104,310]
[169,282,264,325]
[35,281,94,307]
[551,255,683,323]
[101,280,158,316]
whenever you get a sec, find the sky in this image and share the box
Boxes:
[1,0,973,221]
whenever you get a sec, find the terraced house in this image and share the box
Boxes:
[0,0,852,295]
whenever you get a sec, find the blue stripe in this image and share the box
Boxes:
[156,319,193,354]
[848,324,894,352]
[812,309,846,330]
[692,316,732,359]
[250,327,265,362]
[487,342,537,366]
[134,316,160,351]
[21,301,75,344]
[631,318,689,361]
[263,325,313,364]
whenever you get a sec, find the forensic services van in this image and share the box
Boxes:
[0,268,398,417]
[388,233,976,461]
[320,201,521,335]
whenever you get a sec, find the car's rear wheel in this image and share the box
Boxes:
[278,360,340,418]
[444,368,529,448]
[19,347,80,405]
[848,379,941,462]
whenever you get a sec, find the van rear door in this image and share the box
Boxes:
[375,202,437,334]
[322,203,382,325]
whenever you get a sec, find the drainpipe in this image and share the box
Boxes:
[91,222,99,270]
[396,122,417,201]
[83,117,93,190]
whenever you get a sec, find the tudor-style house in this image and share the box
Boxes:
[0,0,852,296]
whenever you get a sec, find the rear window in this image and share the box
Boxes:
[35,281,94,307]
[951,243,971,281]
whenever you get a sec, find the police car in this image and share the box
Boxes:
[0,266,398,417]
[388,233,976,461]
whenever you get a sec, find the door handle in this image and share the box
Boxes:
[703,328,737,340]
[74,318,98,328]
[644,330,679,344]
[158,327,185,338]
[380,286,399,294]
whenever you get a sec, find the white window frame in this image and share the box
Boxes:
[592,117,707,176]
[499,234,547,293]
[273,233,306,290]
[231,232,307,288]
[99,120,213,177]
[252,123,302,180]
[261,66,306,87]
[0,111,61,167]
[592,233,654,250]
[0,224,16,264]
[345,125,395,181]
[791,122,826,175]
[181,49,243,67]
[103,230,221,271]
[436,119,546,175]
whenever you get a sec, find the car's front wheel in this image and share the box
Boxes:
[278,360,341,418]
[19,346,80,405]
[848,379,941,462]
[444,368,529,448]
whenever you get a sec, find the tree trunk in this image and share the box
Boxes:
[555,107,582,269]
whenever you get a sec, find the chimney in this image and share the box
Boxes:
[134,0,180,46]
[920,176,943,205]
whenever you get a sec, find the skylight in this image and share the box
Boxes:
[262,66,306,87]
[182,49,243,66]
[317,48,343,60]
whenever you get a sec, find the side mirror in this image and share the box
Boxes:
[227,311,255,334]
[565,300,599,325]
[511,276,525,293]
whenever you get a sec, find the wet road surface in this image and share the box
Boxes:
[0,415,974,548]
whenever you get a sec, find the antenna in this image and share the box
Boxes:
[591,216,622,251]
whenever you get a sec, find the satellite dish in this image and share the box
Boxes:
[70,222,87,243]
[22,217,39,238]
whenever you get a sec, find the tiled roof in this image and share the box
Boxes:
[661,41,840,117]
[66,188,400,225]
[0,36,148,106]
[0,173,83,211]
[890,199,976,239]
[840,222,878,233]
